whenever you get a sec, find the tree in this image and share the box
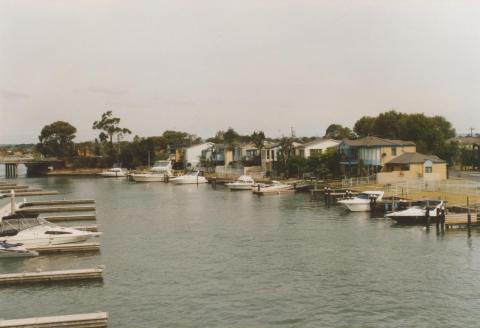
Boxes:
[324,124,356,140]
[353,116,376,137]
[162,130,201,149]
[223,128,240,148]
[92,111,131,163]
[36,121,77,159]
[250,130,266,150]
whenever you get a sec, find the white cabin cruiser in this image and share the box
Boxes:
[130,161,174,182]
[337,191,384,212]
[0,240,39,258]
[226,175,255,190]
[252,181,294,194]
[387,200,444,225]
[170,171,208,184]
[99,167,128,177]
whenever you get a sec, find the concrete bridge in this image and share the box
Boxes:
[0,157,64,178]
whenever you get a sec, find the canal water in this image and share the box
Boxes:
[1,176,480,327]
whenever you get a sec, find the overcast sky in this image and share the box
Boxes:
[1,0,479,143]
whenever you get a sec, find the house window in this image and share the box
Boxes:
[271,150,275,160]
[299,149,305,158]
[424,160,433,174]
[391,147,397,156]
[266,150,270,160]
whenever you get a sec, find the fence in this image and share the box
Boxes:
[385,179,480,195]
[341,175,376,188]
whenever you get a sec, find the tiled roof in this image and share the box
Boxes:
[343,136,415,147]
[386,152,445,165]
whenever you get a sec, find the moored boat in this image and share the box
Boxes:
[170,171,208,184]
[0,240,39,258]
[337,191,384,212]
[99,167,128,177]
[225,175,255,190]
[252,181,294,194]
[387,200,444,225]
[130,161,174,182]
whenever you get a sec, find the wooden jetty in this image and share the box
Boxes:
[0,267,104,285]
[43,214,97,222]
[31,242,101,254]
[0,312,108,328]
[0,191,59,198]
[22,199,95,207]
[444,212,479,229]
[17,205,96,214]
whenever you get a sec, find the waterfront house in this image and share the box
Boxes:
[339,136,416,176]
[294,138,340,158]
[449,136,480,150]
[377,152,447,184]
[183,142,214,169]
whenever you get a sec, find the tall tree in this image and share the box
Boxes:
[92,111,131,145]
[324,124,356,140]
[250,130,266,150]
[36,121,77,159]
[353,116,376,137]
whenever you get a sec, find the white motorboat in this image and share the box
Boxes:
[99,167,128,177]
[170,171,208,184]
[337,191,384,212]
[0,216,99,249]
[130,161,174,182]
[0,240,39,258]
[387,200,444,225]
[252,181,294,194]
[225,175,255,191]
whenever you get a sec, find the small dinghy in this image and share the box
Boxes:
[0,240,39,258]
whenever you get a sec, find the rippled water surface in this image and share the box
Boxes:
[1,176,480,327]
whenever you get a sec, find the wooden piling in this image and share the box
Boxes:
[0,267,104,285]
[0,312,108,328]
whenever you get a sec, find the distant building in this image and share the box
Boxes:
[377,152,447,184]
[449,136,480,149]
[184,142,214,169]
[339,136,416,176]
[294,138,340,158]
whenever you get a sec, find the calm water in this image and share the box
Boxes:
[1,175,480,327]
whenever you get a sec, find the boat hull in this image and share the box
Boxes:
[226,184,254,190]
[339,202,372,212]
[171,177,208,184]
[131,174,170,182]
[99,172,127,177]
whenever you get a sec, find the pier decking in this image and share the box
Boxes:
[0,267,104,285]
[0,312,108,328]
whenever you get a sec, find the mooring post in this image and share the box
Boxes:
[441,208,445,232]
[425,206,430,231]
[257,183,260,192]
[467,196,471,236]
[435,207,440,233]
[10,189,16,215]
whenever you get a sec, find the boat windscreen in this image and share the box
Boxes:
[0,218,42,233]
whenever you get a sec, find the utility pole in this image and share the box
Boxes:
[469,127,475,137]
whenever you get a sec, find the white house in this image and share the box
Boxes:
[294,138,340,158]
[183,142,214,169]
